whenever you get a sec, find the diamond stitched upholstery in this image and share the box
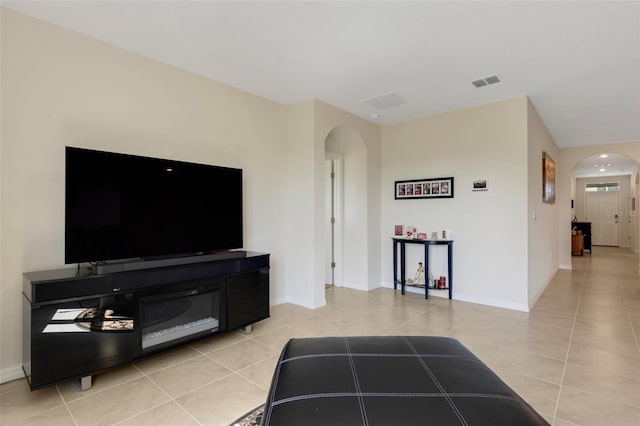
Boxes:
[262,336,549,426]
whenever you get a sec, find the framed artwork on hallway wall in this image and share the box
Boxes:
[395,177,454,200]
[542,151,556,204]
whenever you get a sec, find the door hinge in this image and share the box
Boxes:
[331,217,335,224]
[331,262,336,268]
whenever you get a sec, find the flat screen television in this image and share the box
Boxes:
[65,147,243,264]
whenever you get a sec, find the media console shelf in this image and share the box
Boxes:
[22,251,269,390]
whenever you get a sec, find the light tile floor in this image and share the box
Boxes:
[1,247,639,425]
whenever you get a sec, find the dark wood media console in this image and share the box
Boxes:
[22,251,269,390]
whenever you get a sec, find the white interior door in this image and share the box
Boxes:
[324,159,334,285]
[324,155,343,286]
[586,191,620,246]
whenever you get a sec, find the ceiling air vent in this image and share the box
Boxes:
[472,75,501,88]
[362,92,407,109]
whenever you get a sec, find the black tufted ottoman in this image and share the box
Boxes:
[261,336,548,425]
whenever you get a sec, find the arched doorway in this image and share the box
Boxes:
[570,152,639,259]
[324,126,368,290]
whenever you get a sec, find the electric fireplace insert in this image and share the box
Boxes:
[140,281,226,353]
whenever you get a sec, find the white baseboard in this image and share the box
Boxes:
[281,295,326,310]
[271,295,290,306]
[384,283,453,298]
[1,366,25,385]
[341,281,369,292]
[454,293,530,312]
[528,272,554,310]
[559,264,572,270]
[382,282,529,311]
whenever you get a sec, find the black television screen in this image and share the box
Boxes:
[65,147,243,264]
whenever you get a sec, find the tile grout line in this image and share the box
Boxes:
[551,255,590,425]
[559,383,640,409]
[622,280,640,358]
[118,361,205,426]
[56,385,80,426]
[4,395,78,426]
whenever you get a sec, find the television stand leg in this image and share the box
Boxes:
[80,375,92,391]
[241,324,253,334]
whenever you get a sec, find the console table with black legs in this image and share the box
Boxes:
[392,238,453,299]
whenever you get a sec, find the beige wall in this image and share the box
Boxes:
[527,99,560,307]
[280,100,383,310]
[282,100,317,308]
[381,97,532,311]
[1,10,384,382]
[314,101,382,294]
[0,8,291,381]
[632,168,640,253]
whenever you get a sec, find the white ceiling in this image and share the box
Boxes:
[573,153,638,178]
[3,1,640,149]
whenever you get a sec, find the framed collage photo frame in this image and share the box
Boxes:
[395,177,454,200]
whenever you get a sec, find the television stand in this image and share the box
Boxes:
[22,251,269,390]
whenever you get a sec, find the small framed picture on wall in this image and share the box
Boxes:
[473,179,488,191]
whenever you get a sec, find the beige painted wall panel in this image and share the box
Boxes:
[282,100,317,308]
[314,100,382,297]
[1,9,289,380]
[381,97,529,311]
[527,99,559,307]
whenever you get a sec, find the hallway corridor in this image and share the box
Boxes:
[528,247,640,424]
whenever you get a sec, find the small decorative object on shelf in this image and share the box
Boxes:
[417,232,427,240]
[414,262,425,285]
[406,225,417,239]
[407,262,426,287]
[442,230,447,239]
[428,272,435,289]
[430,232,438,240]
[394,224,404,237]
[438,276,447,289]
